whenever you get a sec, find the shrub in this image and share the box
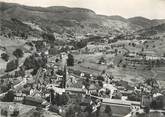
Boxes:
[67,54,74,66]
[1,53,9,61]
[23,55,47,70]
[150,95,165,109]
[128,92,141,101]
[5,59,18,72]
[98,57,106,64]
[13,48,24,58]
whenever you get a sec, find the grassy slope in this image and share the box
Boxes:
[0,36,28,75]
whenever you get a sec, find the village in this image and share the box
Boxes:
[1,1,165,117]
[1,31,165,117]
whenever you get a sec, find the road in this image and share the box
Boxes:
[151,69,158,79]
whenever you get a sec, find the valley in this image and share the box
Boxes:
[0,2,165,117]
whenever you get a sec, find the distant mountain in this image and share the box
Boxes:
[0,2,165,39]
[136,23,165,36]
[128,16,165,29]
[108,15,128,22]
[0,2,97,35]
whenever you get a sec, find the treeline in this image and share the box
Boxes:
[1,18,42,39]
[23,53,47,70]
[42,32,88,49]
[5,48,24,72]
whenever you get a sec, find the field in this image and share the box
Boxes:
[0,37,28,75]
[143,38,165,56]
[153,67,165,81]
[0,36,27,59]
[0,36,26,47]
[73,52,165,88]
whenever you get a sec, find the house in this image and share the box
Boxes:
[49,47,60,55]
[0,59,7,71]
[88,81,98,92]
[146,56,161,60]
[53,32,63,40]
[103,84,117,99]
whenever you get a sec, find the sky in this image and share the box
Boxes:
[1,0,165,19]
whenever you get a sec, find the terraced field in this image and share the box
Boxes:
[73,52,165,88]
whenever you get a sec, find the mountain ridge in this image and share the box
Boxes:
[1,2,165,39]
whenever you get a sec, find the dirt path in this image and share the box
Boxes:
[151,69,158,79]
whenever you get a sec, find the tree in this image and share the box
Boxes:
[97,75,104,81]
[56,69,64,76]
[1,53,9,61]
[150,95,165,109]
[2,90,15,102]
[23,54,47,70]
[145,78,159,88]
[13,48,24,58]
[55,93,69,106]
[115,49,118,55]
[122,64,127,68]
[128,92,141,101]
[132,43,136,47]
[128,43,131,46]
[141,47,144,52]
[98,57,106,64]
[104,105,112,117]
[74,40,87,49]
[33,41,45,51]
[146,45,149,49]
[113,91,122,99]
[67,54,74,66]
[23,55,36,70]
[65,104,75,117]
[42,33,55,43]
[5,59,18,72]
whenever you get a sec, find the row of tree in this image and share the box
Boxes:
[1,48,24,62]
